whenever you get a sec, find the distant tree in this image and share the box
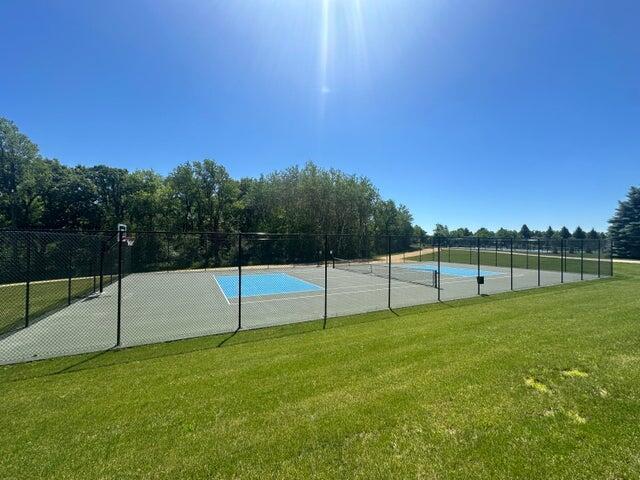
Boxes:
[413,225,426,240]
[496,228,516,238]
[559,226,571,239]
[587,228,600,240]
[519,224,532,239]
[609,186,640,259]
[474,227,494,238]
[451,227,472,237]
[544,226,555,238]
[572,226,586,239]
[432,223,449,238]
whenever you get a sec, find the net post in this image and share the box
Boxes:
[510,237,513,290]
[477,237,481,295]
[116,229,123,346]
[580,239,584,280]
[25,231,31,328]
[437,239,441,301]
[537,238,541,286]
[387,235,391,310]
[597,239,601,278]
[323,234,328,329]
[238,232,242,330]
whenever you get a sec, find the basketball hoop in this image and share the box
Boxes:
[122,235,135,247]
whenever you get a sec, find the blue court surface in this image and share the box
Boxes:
[214,272,322,299]
[405,264,501,277]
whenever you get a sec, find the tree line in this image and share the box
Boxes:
[1,116,638,258]
[0,117,414,238]
[429,224,606,241]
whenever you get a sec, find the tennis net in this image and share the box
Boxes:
[333,258,438,288]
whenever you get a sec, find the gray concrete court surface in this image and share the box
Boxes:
[0,261,599,364]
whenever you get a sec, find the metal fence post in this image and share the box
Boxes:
[91,252,96,293]
[525,241,529,269]
[560,239,564,284]
[25,232,31,328]
[477,237,481,295]
[323,234,328,329]
[510,237,513,290]
[597,239,601,278]
[610,239,614,277]
[495,238,498,267]
[116,229,123,346]
[437,239,441,301]
[67,245,72,306]
[580,239,584,280]
[537,239,541,286]
[238,232,242,330]
[99,239,105,293]
[387,235,391,310]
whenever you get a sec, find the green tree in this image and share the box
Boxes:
[559,226,571,239]
[474,227,494,238]
[587,228,599,240]
[544,226,555,238]
[519,224,532,239]
[572,226,586,239]
[609,186,640,258]
[0,117,43,227]
[495,228,516,238]
[432,224,449,238]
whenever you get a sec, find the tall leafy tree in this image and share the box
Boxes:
[0,117,43,227]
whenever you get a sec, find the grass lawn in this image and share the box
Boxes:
[1,265,639,479]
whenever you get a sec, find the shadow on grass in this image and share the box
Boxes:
[0,275,620,383]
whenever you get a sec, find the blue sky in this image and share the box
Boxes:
[1,0,638,232]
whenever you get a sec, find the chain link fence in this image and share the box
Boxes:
[0,230,620,364]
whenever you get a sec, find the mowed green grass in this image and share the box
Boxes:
[1,265,639,479]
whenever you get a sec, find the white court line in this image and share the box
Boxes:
[211,275,231,305]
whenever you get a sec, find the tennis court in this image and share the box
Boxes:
[0,258,596,364]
